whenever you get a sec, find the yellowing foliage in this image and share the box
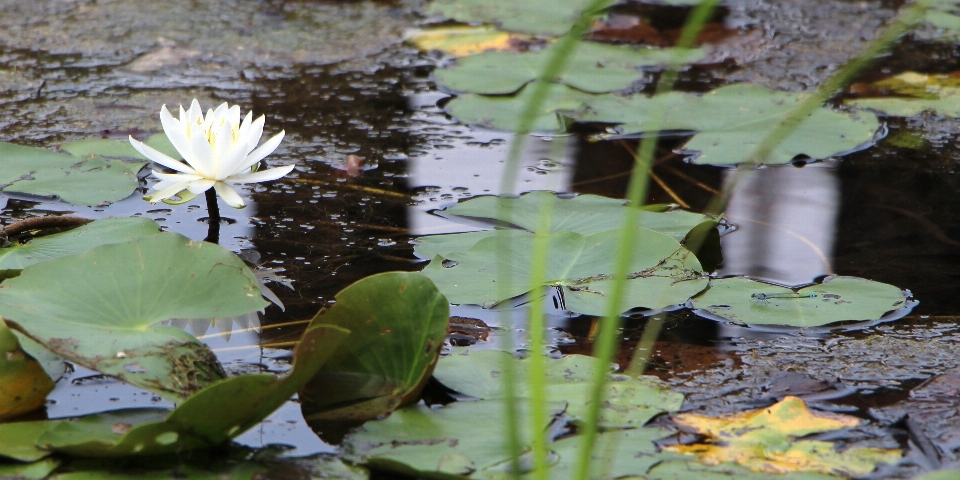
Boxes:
[405,26,535,57]
[665,396,900,477]
[0,320,54,420]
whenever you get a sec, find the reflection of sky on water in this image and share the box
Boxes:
[718,163,839,287]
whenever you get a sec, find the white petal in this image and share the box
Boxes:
[129,137,198,175]
[187,99,203,125]
[237,111,254,141]
[189,127,216,177]
[243,115,266,157]
[151,170,203,183]
[210,118,235,177]
[186,179,216,194]
[144,181,191,202]
[159,105,192,161]
[214,182,246,208]
[237,130,284,172]
[226,164,295,184]
[225,105,241,128]
[163,189,199,205]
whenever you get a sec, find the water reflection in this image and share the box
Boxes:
[718,163,840,286]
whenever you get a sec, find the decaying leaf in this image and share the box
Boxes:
[665,396,900,476]
[405,26,536,57]
[0,319,54,420]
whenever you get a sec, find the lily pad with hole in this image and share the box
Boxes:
[299,272,449,424]
[445,81,596,133]
[0,232,269,402]
[436,42,705,95]
[0,217,160,270]
[433,349,684,428]
[426,0,617,37]
[689,276,912,327]
[576,83,881,165]
[33,324,349,457]
[415,192,716,256]
[0,142,143,206]
[420,228,707,315]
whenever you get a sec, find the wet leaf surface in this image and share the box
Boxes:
[434,349,684,428]
[0,217,160,270]
[689,276,912,327]
[666,396,901,476]
[0,233,268,401]
[445,81,596,133]
[577,84,881,165]
[0,320,54,420]
[421,228,707,314]
[299,272,449,423]
[0,142,143,206]
[436,42,705,94]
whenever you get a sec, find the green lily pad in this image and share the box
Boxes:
[35,324,349,457]
[689,276,911,327]
[576,84,881,165]
[420,228,707,314]
[0,419,59,461]
[49,463,265,480]
[433,349,684,428]
[300,272,449,423]
[343,399,562,478]
[436,43,705,95]
[0,142,143,206]
[426,0,617,37]
[418,192,715,252]
[846,71,960,117]
[0,458,60,480]
[0,233,269,401]
[0,217,160,270]
[646,460,842,480]
[445,81,596,133]
[529,428,678,480]
[62,133,178,164]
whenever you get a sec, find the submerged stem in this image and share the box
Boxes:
[204,188,221,244]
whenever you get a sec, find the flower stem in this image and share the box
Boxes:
[204,188,221,244]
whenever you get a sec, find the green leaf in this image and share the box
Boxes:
[445,81,595,133]
[61,139,146,160]
[689,276,911,327]
[426,0,617,36]
[36,324,349,457]
[0,217,160,270]
[433,349,684,428]
[533,428,678,479]
[576,84,881,166]
[0,233,269,401]
[436,43,705,94]
[343,399,562,478]
[49,463,265,480]
[420,229,707,315]
[0,419,59,461]
[0,458,60,480]
[0,142,142,206]
[646,460,843,480]
[299,272,449,423]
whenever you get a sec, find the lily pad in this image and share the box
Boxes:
[436,42,705,94]
[846,71,960,117]
[689,276,912,327]
[416,191,715,251]
[664,396,901,476]
[576,84,881,165]
[0,232,269,401]
[445,81,595,133]
[299,272,449,423]
[426,0,617,37]
[62,133,178,164]
[35,324,349,457]
[0,320,54,421]
[0,458,60,480]
[0,217,160,270]
[0,419,59,462]
[433,349,684,428]
[420,228,707,315]
[343,399,562,478]
[0,142,143,206]
[405,26,533,57]
[646,460,842,480]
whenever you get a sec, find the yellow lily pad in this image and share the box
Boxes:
[847,71,960,117]
[0,319,54,420]
[665,396,900,477]
[405,26,535,57]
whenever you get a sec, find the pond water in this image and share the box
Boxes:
[3,0,960,477]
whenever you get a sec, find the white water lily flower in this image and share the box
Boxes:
[129,99,293,208]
